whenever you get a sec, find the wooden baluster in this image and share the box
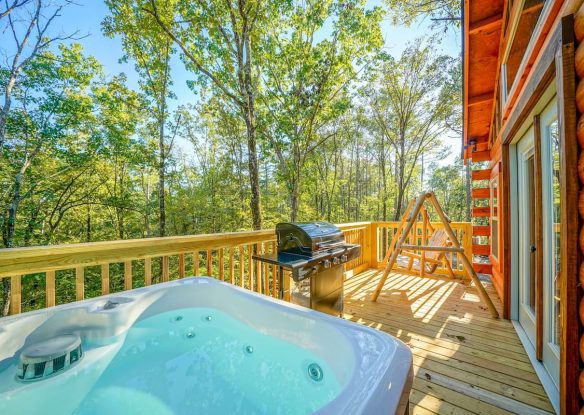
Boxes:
[75,266,84,301]
[239,246,244,287]
[10,275,21,315]
[247,244,253,290]
[206,250,212,276]
[46,270,56,307]
[283,270,290,302]
[421,211,428,278]
[262,243,268,295]
[219,248,224,281]
[144,258,152,286]
[229,247,235,284]
[193,251,199,275]
[101,264,110,294]
[162,256,169,282]
[255,243,261,293]
[271,241,277,297]
[124,261,132,290]
[178,253,185,278]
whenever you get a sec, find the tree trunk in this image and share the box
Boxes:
[158,116,166,237]
[241,30,262,231]
[289,177,300,222]
[1,163,27,316]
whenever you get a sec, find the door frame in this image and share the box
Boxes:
[539,97,561,389]
[509,83,558,411]
[502,15,578,414]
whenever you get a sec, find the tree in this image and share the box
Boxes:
[385,0,461,28]
[261,0,383,221]
[427,158,467,221]
[103,2,175,236]
[0,0,32,20]
[134,0,282,230]
[0,43,102,314]
[362,39,458,219]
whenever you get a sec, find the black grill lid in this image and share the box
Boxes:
[276,221,344,255]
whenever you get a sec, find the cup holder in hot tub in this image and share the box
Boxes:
[88,297,134,313]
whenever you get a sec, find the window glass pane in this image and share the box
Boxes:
[549,119,560,347]
[505,0,545,95]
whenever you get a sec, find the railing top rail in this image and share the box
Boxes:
[0,221,471,278]
[0,222,374,278]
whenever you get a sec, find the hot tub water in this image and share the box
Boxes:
[1,308,340,415]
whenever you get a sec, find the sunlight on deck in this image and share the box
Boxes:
[343,269,554,415]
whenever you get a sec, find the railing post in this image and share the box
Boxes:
[75,267,84,301]
[10,275,21,315]
[46,270,56,307]
[369,222,379,269]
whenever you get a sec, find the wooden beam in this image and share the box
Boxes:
[75,266,84,301]
[10,275,21,315]
[556,15,579,415]
[472,207,490,217]
[468,92,494,107]
[472,226,490,236]
[472,244,491,256]
[124,260,132,291]
[472,262,492,275]
[472,169,492,181]
[427,193,499,318]
[475,141,490,153]
[469,13,502,35]
[472,188,490,199]
[401,245,464,253]
[372,193,428,301]
[471,150,491,162]
[101,264,110,294]
[46,270,55,307]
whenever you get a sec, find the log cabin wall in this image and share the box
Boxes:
[465,1,582,412]
[574,4,584,413]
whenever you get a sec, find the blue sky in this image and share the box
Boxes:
[41,1,462,164]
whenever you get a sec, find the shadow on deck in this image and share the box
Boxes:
[343,269,554,415]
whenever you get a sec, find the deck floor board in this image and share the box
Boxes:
[343,269,554,415]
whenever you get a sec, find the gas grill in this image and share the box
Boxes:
[253,222,360,316]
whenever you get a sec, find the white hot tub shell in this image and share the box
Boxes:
[0,277,413,414]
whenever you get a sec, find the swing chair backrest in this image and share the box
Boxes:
[424,229,450,261]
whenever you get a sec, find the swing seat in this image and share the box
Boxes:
[397,229,455,277]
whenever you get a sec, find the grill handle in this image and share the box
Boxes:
[316,241,345,249]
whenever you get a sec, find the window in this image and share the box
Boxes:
[490,177,499,259]
[501,0,546,101]
[548,118,560,348]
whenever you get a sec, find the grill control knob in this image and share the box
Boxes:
[332,257,340,265]
[340,255,348,263]
[323,259,331,268]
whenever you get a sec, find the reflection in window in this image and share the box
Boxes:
[549,119,560,347]
[504,0,545,97]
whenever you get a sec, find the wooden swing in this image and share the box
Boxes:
[371,191,499,319]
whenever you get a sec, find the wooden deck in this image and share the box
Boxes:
[343,269,554,415]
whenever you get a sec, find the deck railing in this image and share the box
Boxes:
[0,221,472,315]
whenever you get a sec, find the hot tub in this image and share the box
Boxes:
[0,277,412,414]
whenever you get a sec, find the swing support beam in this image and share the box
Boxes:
[371,192,499,319]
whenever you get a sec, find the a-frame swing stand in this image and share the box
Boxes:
[371,192,499,319]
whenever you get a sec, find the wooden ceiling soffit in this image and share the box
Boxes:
[463,0,505,159]
[469,13,503,35]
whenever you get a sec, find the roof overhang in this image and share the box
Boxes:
[463,0,505,162]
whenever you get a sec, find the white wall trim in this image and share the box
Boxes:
[512,320,559,414]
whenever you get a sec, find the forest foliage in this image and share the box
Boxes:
[0,0,466,247]
[0,0,467,315]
